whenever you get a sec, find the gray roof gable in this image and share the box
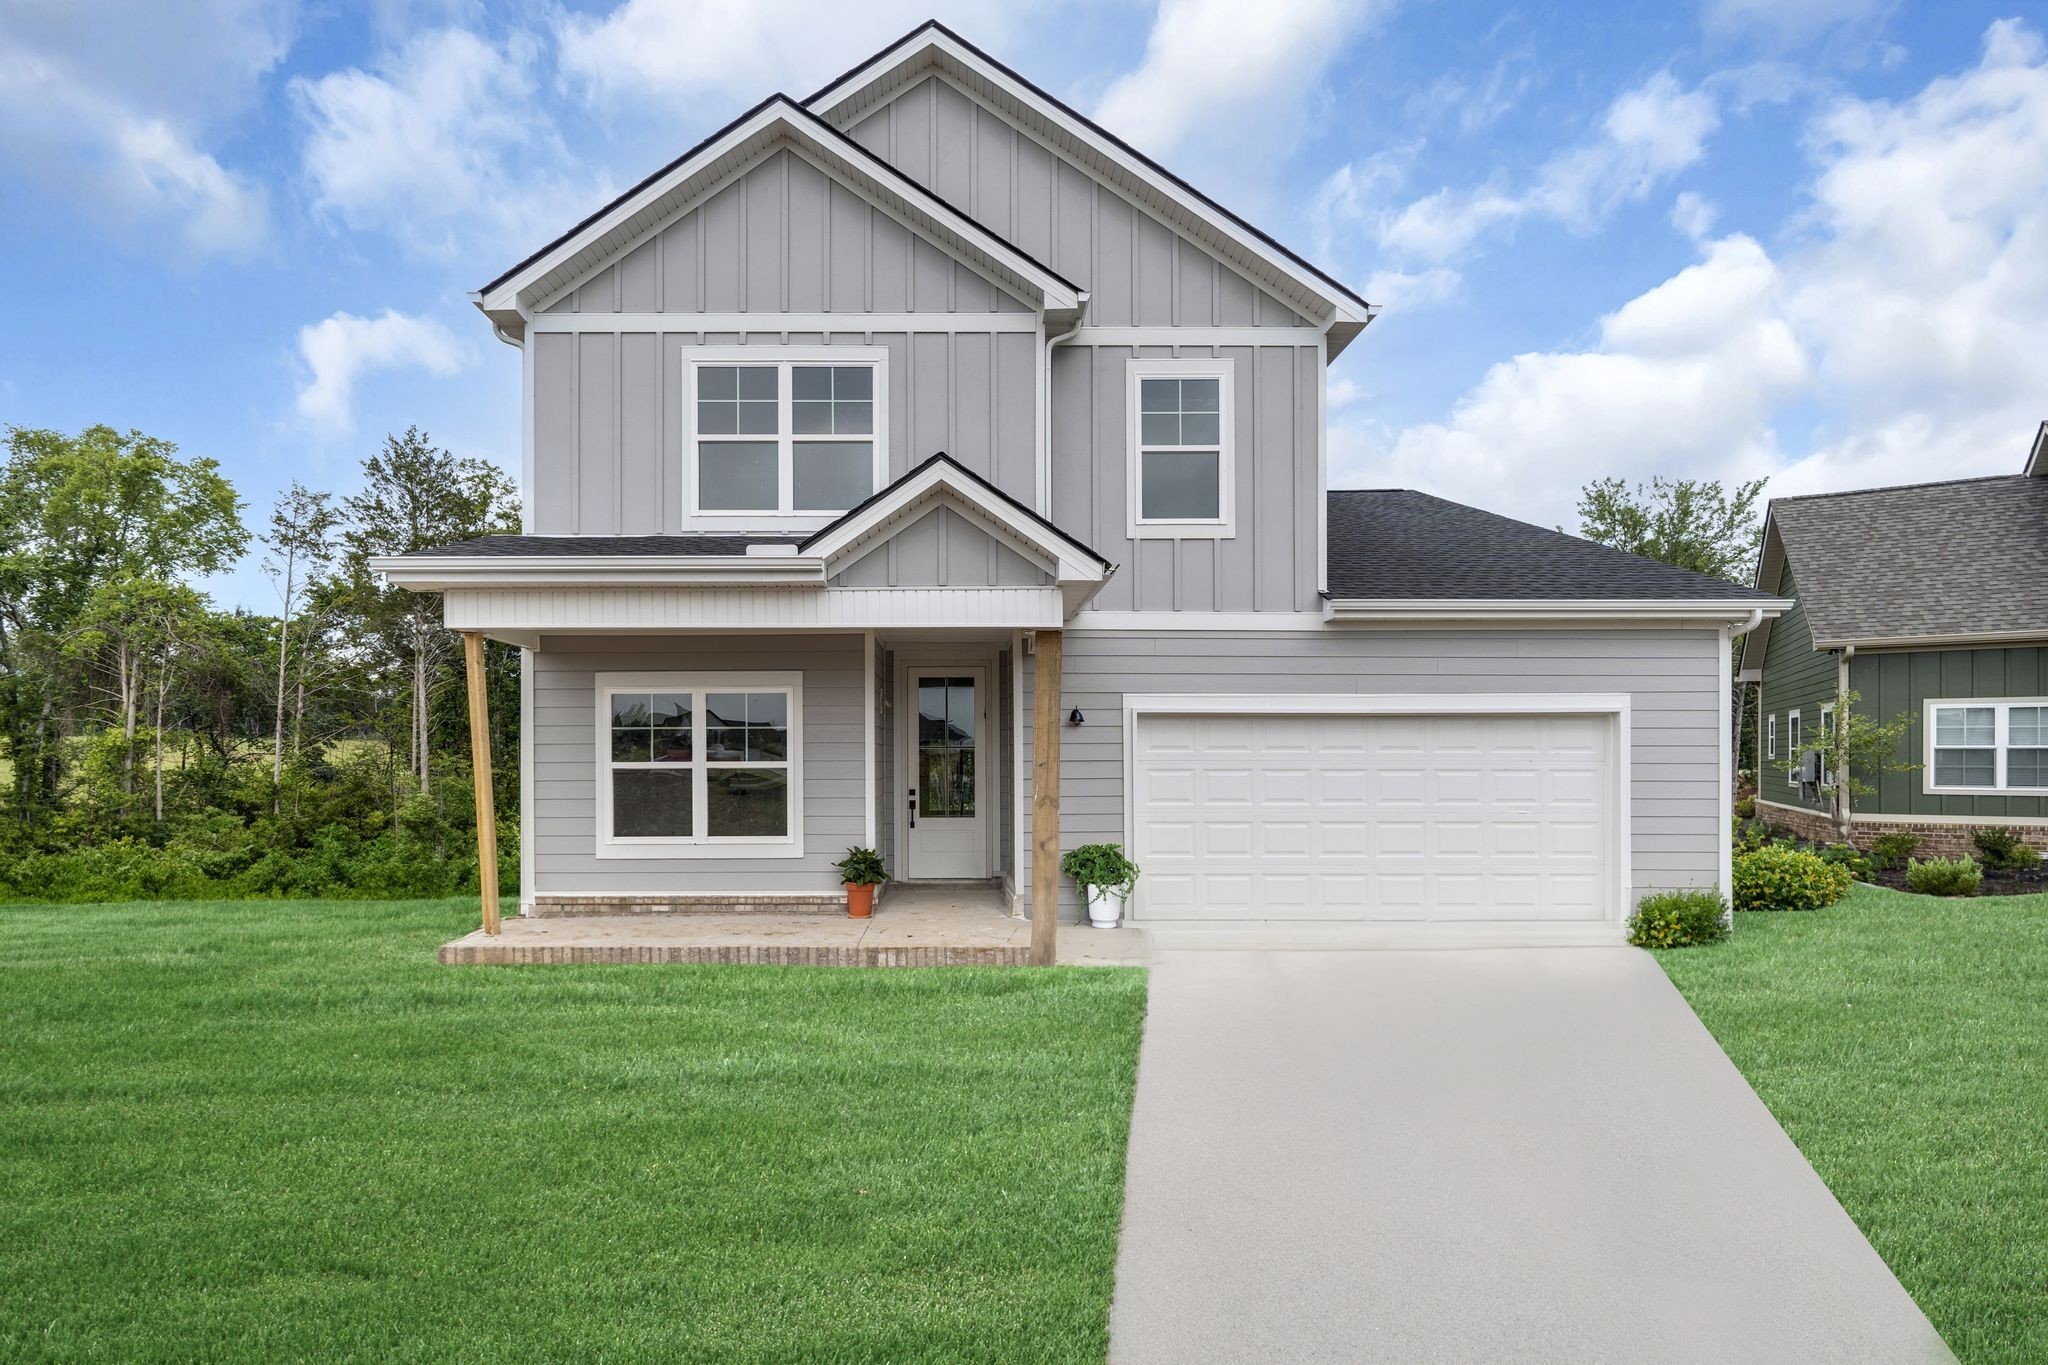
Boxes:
[1767,473,2048,645]
[1325,490,1773,601]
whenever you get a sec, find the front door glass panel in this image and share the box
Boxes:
[916,676,977,818]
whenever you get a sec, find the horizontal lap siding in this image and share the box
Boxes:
[1855,646,2048,819]
[530,634,864,895]
[1018,629,1725,916]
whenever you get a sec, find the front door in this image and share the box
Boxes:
[904,668,988,879]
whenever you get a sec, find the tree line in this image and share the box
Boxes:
[0,424,518,902]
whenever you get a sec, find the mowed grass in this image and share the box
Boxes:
[0,900,1148,1363]
[1658,884,2048,1363]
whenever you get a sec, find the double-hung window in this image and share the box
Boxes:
[1786,711,1801,787]
[1927,699,2048,794]
[688,349,886,519]
[1766,714,1777,760]
[596,672,802,857]
[1818,704,1835,788]
[1127,359,1234,538]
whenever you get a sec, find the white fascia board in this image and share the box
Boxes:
[806,31,1367,330]
[806,464,1108,586]
[444,585,1064,632]
[1322,598,1792,625]
[477,98,1077,319]
[1817,628,2048,650]
[1123,692,1633,717]
[367,554,828,591]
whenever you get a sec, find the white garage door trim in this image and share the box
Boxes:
[1121,693,1633,948]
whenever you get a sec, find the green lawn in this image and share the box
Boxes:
[1658,884,2048,1364]
[0,899,1148,1363]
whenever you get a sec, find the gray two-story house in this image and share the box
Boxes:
[377,21,1783,947]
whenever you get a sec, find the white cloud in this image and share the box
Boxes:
[1378,72,1719,264]
[1347,19,2048,525]
[1361,266,1462,310]
[295,310,469,436]
[556,1,1029,109]
[1702,0,1896,52]
[0,1,283,256]
[293,27,613,262]
[1347,235,1806,524]
[1095,0,1397,166]
[1670,190,1720,241]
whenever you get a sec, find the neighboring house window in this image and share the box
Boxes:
[1127,358,1235,538]
[595,672,803,857]
[687,350,886,518]
[1766,714,1777,760]
[1927,700,2048,794]
[1786,711,1801,786]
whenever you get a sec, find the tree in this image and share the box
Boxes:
[1788,688,1919,840]
[0,426,245,817]
[1575,476,1767,584]
[262,483,339,809]
[338,428,517,797]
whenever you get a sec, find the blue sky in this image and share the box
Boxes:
[3,0,2043,609]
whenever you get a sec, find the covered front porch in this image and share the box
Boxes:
[438,883,1147,966]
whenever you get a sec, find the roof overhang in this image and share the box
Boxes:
[1325,598,1790,627]
[805,22,1374,357]
[366,553,828,592]
[802,455,1114,616]
[1815,627,2048,651]
[2028,420,2048,478]
[473,94,1082,339]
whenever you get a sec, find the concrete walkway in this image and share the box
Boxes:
[1109,948,1953,1364]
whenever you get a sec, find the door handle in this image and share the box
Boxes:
[907,787,916,829]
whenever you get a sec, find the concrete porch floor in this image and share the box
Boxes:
[438,884,1149,967]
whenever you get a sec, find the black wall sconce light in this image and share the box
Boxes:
[1068,707,1085,726]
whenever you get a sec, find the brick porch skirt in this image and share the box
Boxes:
[1756,799,2048,858]
[529,892,852,917]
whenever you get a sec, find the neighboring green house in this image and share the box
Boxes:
[1740,425,2048,855]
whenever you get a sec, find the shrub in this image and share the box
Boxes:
[1733,795,1756,820]
[1627,889,1731,949]
[1733,818,1775,855]
[1060,843,1140,896]
[1971,827,2042,872]
[1733,845,1854,913]
[1869,832,1921,871]
[1907,857,1984,897]
[1816,842,1875,882]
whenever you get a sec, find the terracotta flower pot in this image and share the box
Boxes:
[846,883,876,918]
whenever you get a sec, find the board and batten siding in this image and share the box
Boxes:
[1758,564,1839,813]
[530,633,864,895]
[829,506,1050,588]
[1853,644,2048,820]
[848,75,1307,328]
[529,146,1041,533]
[1016,629,1726,918]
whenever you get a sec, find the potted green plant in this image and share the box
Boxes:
[833,846,886,919]
[1061,843,1140,928]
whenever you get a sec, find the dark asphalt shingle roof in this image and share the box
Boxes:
[1324,490,1773,601]
[1769,474,2048,644]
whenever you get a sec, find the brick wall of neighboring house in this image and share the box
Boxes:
[1756,799,2048,857]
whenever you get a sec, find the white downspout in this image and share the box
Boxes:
[1040,297,1088,517]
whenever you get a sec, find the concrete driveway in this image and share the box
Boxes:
[1108,948,1953,1364]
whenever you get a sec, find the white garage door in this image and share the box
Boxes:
[1131,709,1617,926]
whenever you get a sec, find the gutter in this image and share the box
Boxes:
[1322,598,1794,625]
[1040,294,1088,515]
[366,554,829,592]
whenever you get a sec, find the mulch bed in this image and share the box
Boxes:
[1864,864,2048,898]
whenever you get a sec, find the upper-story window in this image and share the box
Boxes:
[1127,358,1235,539]
[687,349,887,519]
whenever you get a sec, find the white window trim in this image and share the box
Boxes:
[594,670,804,859]
[1766,714,1777,760]
[1924,697,2048,796]
[684,346,888,530]
[1126,357,1236,540]
[1786,709,1801,787]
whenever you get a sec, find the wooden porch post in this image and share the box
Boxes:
[462,631,501,936]
[1029,629,1063,966]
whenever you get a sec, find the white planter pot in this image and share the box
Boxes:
[1084,885,1126,928]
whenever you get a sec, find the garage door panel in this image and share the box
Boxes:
[1133,709,1617,926]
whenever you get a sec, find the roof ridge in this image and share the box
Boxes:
[1771,472,2030,504]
